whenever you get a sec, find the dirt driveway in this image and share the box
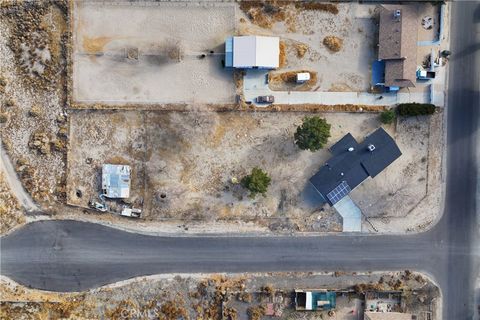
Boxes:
[72,1,236,105]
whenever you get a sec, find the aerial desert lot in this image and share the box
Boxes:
[1,0,478,319]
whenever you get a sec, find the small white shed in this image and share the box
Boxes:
[102,164,131,198]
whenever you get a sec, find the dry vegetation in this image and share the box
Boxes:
[295,2,339,14]
[294,42,309,58]
[0,1,69,207]
[279,40,287,67]
[1,1,68,90]
[239,1,338,31]
[0,271,439,319]
[323,35,343,52]
[0,172,25,234]
[268,70,318,91]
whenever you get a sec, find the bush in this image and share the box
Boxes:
[380,109,396,124]
[247,306,266,320]
[397,103,436,116]
[0,112,8,123]
[322,36,343,52]
[241,167,271,198]
[294,116,331,151]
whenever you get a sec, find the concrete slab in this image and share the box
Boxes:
[333,195,362,232]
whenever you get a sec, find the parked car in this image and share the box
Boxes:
[256,95,274,103]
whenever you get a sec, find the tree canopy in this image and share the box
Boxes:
[380,109,396,124]
[294,116,331,152]
[241,167,271,198]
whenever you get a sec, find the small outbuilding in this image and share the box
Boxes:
[102,164,131,198]
[295,289,336,311]
[225,36,280,69]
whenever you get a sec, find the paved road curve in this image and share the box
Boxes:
[1,2,479,319]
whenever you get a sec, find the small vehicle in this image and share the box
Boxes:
[256,95,274,103]
[88,201,108,212]
[120,206,142,218]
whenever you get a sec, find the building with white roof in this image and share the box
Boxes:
[102,164,131,198]
[225,36,280,69]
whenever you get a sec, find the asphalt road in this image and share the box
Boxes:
[1,1,479,319]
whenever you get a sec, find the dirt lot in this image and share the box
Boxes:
[0,271,440,320]
[67,110,442,233]
[72,1,236,105]
[237,2,378,92]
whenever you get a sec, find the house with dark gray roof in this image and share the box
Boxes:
[377,5,418,88]
[310,127,402,206]
[310,128,402,206]
[309,128,401,232]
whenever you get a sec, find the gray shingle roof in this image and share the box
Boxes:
[309,128,402,206]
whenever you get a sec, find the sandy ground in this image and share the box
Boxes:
[72,1,236,104]
[0,271,440,320]
[67,110,442,233]
[237,3,378,93]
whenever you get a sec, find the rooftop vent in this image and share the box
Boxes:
[367,144,376,152]
[394,9,401,20]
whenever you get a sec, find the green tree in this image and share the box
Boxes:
[294,116,331,151]
[241,167,271,198]
[380,109,396,124]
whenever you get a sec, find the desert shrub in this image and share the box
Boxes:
[397,103,436,116]
[295,2,339,14]
[294,116,331,151]
[0,112,8,123]
[323,36,343,52]
[380,109,396,124]
[247,305,266,320]
[241,167,271,198]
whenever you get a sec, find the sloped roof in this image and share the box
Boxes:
[233,36,279,68]
[385,60,416,88]
[309,128,402,206]
[378,5,418,87]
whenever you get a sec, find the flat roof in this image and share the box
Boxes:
[232,36,279,68]
[102,164,131,198]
